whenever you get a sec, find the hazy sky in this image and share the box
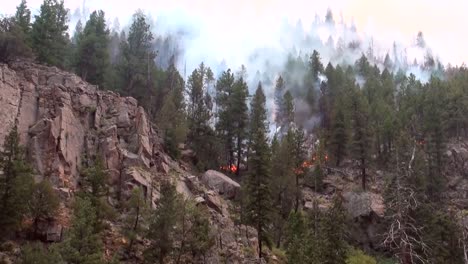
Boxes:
[3,0,467,66]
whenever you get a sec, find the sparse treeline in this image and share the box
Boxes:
[1,1,468,263]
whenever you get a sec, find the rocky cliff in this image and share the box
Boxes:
[0,61,260,263]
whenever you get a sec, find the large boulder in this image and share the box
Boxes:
[343,191,384,251]
[343,191,384,218]
[201,170,240,199]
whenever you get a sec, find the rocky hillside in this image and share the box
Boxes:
[2,60,468,263]
[0,61,260,263]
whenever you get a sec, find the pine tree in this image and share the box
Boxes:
[145,181,182,264]
[246,83,272,259]
[80,158,113,231]
[117,11,156,102]
[187,63,218,170]
[283,91,295,126]
[231,76,249,175]
[28,180,60,236]
[349,87,371,190]
[270,130,295,247]
[321,194,347,264]
[0,14,33,62]
[31,0,70,68]
[304,50,324,112]
[274,75,286,127]
[75,10,110,88]
[330,103,348,166]
[14,0,31,38]
[306,199,324,264]
[215,69,236,167]
[285,211,309,264]
[0,126,34,237]
[20,242,64,264]
[292,128,307,212]
[174,202,214,264]
[123,187,149,253]
[59,196,105,264]
[157,61,187,159]
[423,77,447,201]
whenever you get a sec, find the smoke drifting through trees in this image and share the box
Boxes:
[16,2,447,132]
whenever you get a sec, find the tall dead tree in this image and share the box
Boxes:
[382,144,429,264]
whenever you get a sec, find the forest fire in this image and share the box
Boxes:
[220,164,238,174]
[293,153,329,175]
[293,159,314,175]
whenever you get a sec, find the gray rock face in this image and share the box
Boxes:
[201,170,240,199]
[0,61,161,198]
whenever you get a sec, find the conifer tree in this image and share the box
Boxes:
[75,10,110,88]
[274,75,286,127]
[14,0,31,39]
[321,194,347,264]
[292,128,307,212]
[215,69,236,167]
[123,187,149,253]
[0,15,33,62]
[117,11,156,102]
[231,75,249,175]
[157,62,187,159]
[305,50,324,112]
[59,196,105,264]
[349,87,371,190]
[28,180,60,236]
[246,83,272,259]
[285,211,309,264]
[0,126,34,237]
[145,181,182,264]
[80,158,113,230]
[330,103,348,166]
[20,242,64,264]
[31,0,70,68]
[187,63,218,170]
[270,130,295,247]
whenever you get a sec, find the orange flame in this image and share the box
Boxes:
[220,164,238,174]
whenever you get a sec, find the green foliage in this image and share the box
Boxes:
[422,209,464,264]
[59,196,105,264]
[20,242,64,264]
[116,11,156,103]
[321,195,348,264]
[145,181,182,263]
[270,130,295,247]
[284,211,309,264]
[274,75,286,126]
[15,1,31,36]
[177,203,214,262]
[80,158,114,230]
[0,16,33,62]
[28,179,60,234]
[123,187,149,253]
[74,10,110,88]
[157,61,187,158]
[349,85,371,190]
[187,63,218,170]
[215,69,236,166]
[231,75,249,174]
[245,83,272,259]
[0,126,34,237]
[330,103,348,166]
[31,0,70,68]
[346,248,377,264]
